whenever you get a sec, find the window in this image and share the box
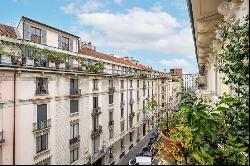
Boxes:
[120,122,125,132]
[36,77,48,94]
[137,91,139,101]
[162,95,165,100]
[36,134,48,153]
[109,80,113,88]
[30,26,41,43]
[93,97,98,109]
[137,114,139,122]
[109,129,114,139]
[137,128,140,137]
[109,111,113,122]
[109,147,113,159]
[148,89,150,97]
[152,81,154,86]
[130,91,133,100]
[93,137,100,154]
[120,80,124,89]
[70,100,79,113]
[121,108,124,118]
[143,100,145,110]
[143,89,145,96]
[162,103,165,108]
[130,80,133,88]
[121,138,124,150]
[93,79,98,90]
[130,132,134,142]
[93,116,99,130]
[70,148,79,163]
[130,104,133,114]
[121,93,124,102]
[70,123,79,140]
[37,104,47,122]
[61,36,69,51]
[137,80,139,88]
[70,79,78,91]
[109,95,114,104]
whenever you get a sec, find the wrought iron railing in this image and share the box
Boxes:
[33,119,51,132]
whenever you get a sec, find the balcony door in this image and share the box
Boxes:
[37,104,47,122]
[70,79,78,91]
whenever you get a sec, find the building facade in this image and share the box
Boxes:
[182,73,199,92]
[0,17,181,165]
[187,0,249,102]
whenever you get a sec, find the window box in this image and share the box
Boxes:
[91,125,102,138]
[108,87,115,94]
[69,135,80,145]
[33,119,51,132]
[92,107,101,117]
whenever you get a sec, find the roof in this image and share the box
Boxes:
[21,16,80,39]
[0,24,17,39]
[79,47,151,71]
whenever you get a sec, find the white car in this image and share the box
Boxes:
[129,156,152,165]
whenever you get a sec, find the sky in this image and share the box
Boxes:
[0,0,198,74]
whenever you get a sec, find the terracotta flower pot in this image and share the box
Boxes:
[160,128,184,160]
[55,63,60,69]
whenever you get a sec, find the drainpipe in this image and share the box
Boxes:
[13,67,16,165]
[126,78,129,131]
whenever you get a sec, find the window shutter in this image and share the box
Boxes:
[69,39,73,51]
[58,35,62,48]
[23,23,30,40]
[41,30,47,45]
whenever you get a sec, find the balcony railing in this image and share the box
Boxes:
[120,101,125,108]
[92,107,101,116]
[35,88,49,95]
[33,119,51,132]
[91,147,105,164]
[91,125,102,138]
[109,120,114,126]
[129,98,135,104]
[143,84,147,89]
[108,87,115,94]
[129,112,135,119]
[70,89,81,96]
[69,135,80,145]
[0,131,4,144]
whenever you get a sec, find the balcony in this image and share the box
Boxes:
[129,112,135,119]
[0,131,5,145]
[35,88,49,95]
[109,120,114,127]
[33,119,51,132]
[69,135,80,145]
[91,125,102,138]
[69,89,81,96]
[143,84,147,89]
[120,101,125,108]
[129,98,135,104]
[92,107,101,117]
[91,147,105,164]
[108,87,115,94]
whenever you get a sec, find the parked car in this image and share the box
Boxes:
[129,157,151,165]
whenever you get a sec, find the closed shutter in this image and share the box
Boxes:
[69,39,73,51]
[58,35,62,48]
[41,30,47,45]
[23,23,30,40]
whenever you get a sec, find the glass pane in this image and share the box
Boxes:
[37,104,47,122]
[70,150,73,163]
[36,136,41,153]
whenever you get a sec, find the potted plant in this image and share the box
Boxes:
[47,49,67,69]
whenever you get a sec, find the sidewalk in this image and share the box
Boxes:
[117,129,155,165]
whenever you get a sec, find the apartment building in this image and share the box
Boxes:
[187,0,249,102]
[0,17,180,165]
[182,73,198,92]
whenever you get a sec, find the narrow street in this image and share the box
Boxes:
[117,129,156,165]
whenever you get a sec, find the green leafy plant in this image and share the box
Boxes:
[88,61,104,73]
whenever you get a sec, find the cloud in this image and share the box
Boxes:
[114,0,123,5]
[160,59,197,74]
[169,0,187,11]
[60,0,105,14]
[60,3,78,14]
[60,0,196,70]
